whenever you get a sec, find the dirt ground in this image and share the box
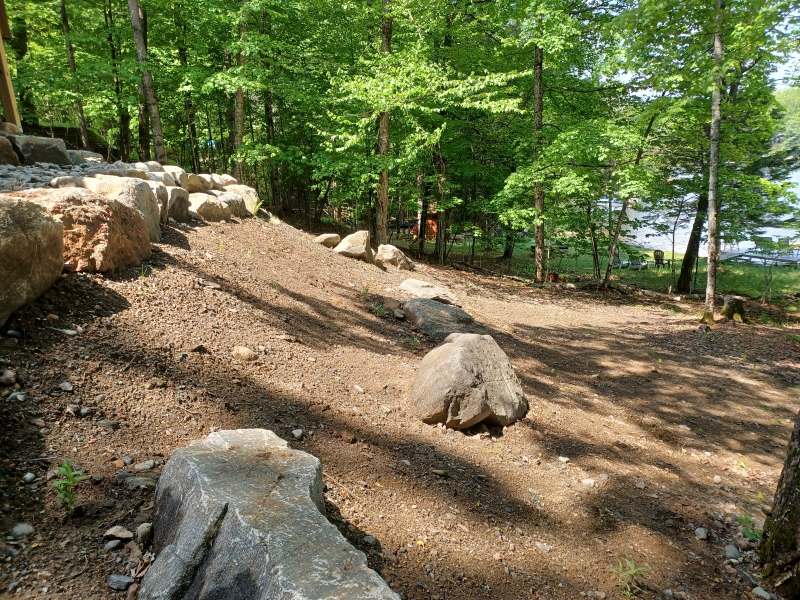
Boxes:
[1,218,799,599]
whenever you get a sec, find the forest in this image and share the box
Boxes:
[5,0,800,312]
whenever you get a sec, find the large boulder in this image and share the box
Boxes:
[189,193,231,222]
[403,298,474,342]
[7,135,70,165]
[147,171,176,187]
[400,278,458,305]
[84,176,161,242]
[145,160,164,172]
[411,333,528,429]
[220,173,238,186]
[199,173,225,191]
[67,149,103,165]
[16,187,150,273]
[144,181,169,224]
[166,186,190,222]
[162,165,186,181]
[314,233,340,248]
[213,191,248,218]
[223,184,260,215]
[375,244,414,270]
[138,429,399,600]
[179,173,212,193]
[334,230,374,263]
[0,198,64,326]
[0,136,19,165]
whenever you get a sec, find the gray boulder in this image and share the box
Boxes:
[411,333,528,429]
[147,171,176,187]
[0,198,64,326]
[399,278,458,305]
[334,230,374,263]
[139,429,398,600]
[403,298,474,342]
[314,233,341,248]
[7,135,70,165]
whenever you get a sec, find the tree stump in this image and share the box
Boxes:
[759,411,800,596]
[721,295,746,322]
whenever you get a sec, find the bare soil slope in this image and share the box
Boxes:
[2,218,799,599]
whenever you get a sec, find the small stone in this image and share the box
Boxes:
[231,345,258,361]
[98,419,118,431]
[58,381,74,392]
[122,476,157,491]
[11,522,34,538]
[585,593,606,600]
[581,478,595,488]
[112,458,125,469]
[694,527,707,540]
[713,475,722,484]
[79,406,92,417]
[400,459,411,466]
[136,522,152,546]
[363,535,377,546]
[534,542,552,553]
[724,544,741,559]
[291,428,304,440]
[104,539,122,551]
[558,456,570,464]
[107,574,134,591]
[132,460,155,472]
[0,369,16,385]
[393,309,405,320]
[431,469,448,477]
[104,525,134,540]
[22,472,36,484]
[30,417,45,428]
[634,478,646,489]
[492,552,502,561]
[353,384,365,394]
[751,587,771,600]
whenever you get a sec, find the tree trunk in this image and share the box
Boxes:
[759,411,800,597]
[60,0,89,148]
[532,45,545,283]
[176,15,200,173]
[233,21,246,181]
[375,0,392,245]
[676,190,708,293]
[703,0,725,324]
[502,232,515,260]
[265,90,284,213]
[417,172,427,257]
[602,112,658,287]
[138,88,150,161]
[588,202,600,279]
[127,0,166,163]
[104,0,130,161]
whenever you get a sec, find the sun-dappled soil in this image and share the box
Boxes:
[1,218,799,599]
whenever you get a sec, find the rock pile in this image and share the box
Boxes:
[0,145,268,326]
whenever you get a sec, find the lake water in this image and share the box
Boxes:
[630,171,800,257]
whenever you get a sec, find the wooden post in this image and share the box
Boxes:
[0,0,20,128]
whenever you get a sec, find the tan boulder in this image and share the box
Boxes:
[189,193,231,222]
[375,244,414,270]
[0,136,19,165]
[334,230,374,263]
[12,187,150,273]
[214,191,249,218]
[146,171,176,187]
[143,181,169,224]
[84,176,160,242]
[314,233,341,248]
[220,173,238,186]
[0,197,64,326]
[179,172,212,193]
[223,184,261,215]
[166,186,190,222]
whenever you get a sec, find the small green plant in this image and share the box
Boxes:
[612,558,649,598]
[358,286,371,300]
[139,264,152,278]
[53,460,89,512]
[370,302,387,317]
[737,514,762,542]
[408,335,421,350]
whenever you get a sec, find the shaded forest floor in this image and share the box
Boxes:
[2,218,799,599]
